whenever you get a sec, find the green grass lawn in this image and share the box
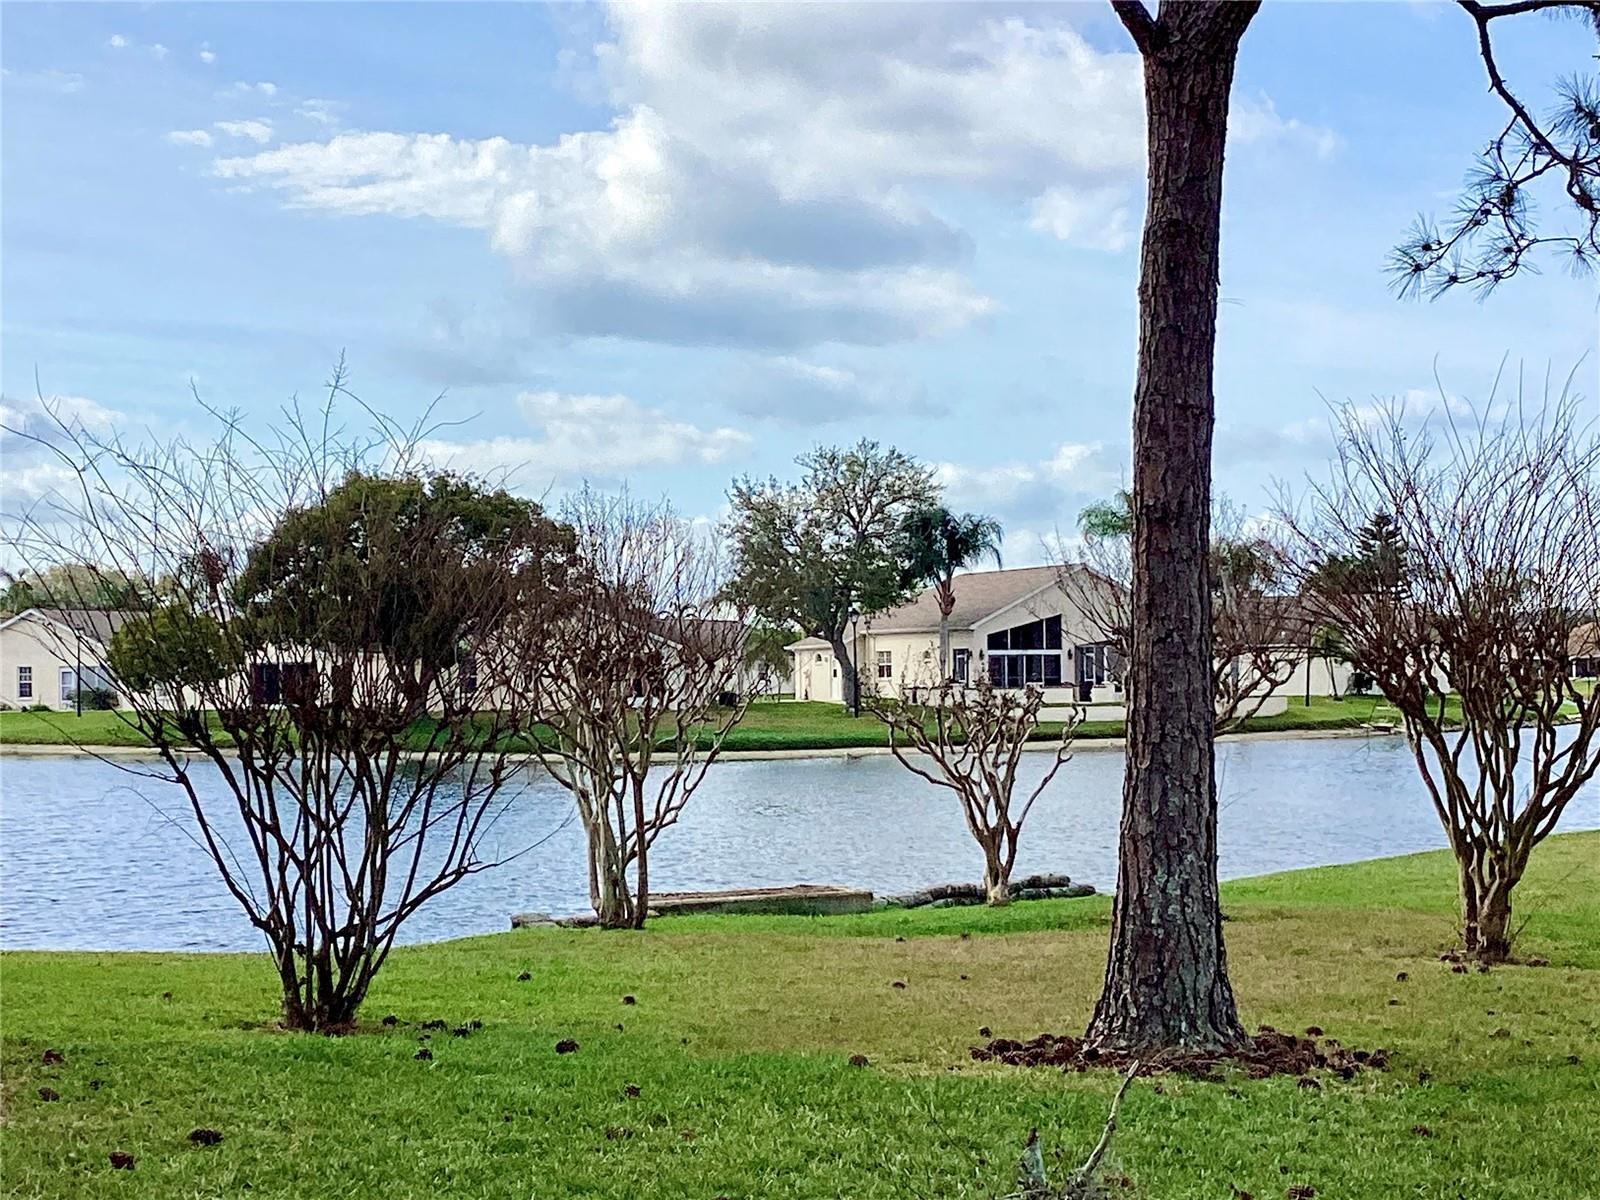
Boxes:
[5,834,1598,1198]
[0,695,1425,753]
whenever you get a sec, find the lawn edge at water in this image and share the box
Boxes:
[0,695,1414,756]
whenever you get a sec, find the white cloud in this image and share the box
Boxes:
[935,440,1117,523]
[107,34,128,49]
[199,45,217,64]
[295,98,340,126]
[1218,383,1487,467]
[416,390,751,485]
[200,5,1329,349]
[2,68,86,94]
[723,356,943,425]
[198,5,1142,347]
[166,129,215,148]
[1029,185,1134,252]
[1231,92,1341,159]
[213,117,992,348]
[149,43,170,60]
[215,118,273,144]
[1,394,126,508]
[1,393,120,435]
[226,81,278,98]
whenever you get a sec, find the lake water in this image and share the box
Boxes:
[2,735,1596,952]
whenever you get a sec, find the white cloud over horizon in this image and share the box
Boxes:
[215,118,273,144]
[723,356,945,425]
[936,439,1120,525]
[194,4,1334,353]
[416,389,751,487]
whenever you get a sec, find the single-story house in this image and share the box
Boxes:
[0,607,135,710]
[787,565,1358,717]
[787,565,1126,715]
[1572,622,1599,679]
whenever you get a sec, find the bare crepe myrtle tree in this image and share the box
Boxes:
[4,376,577,1031]
[531,485,762,930]
[865,671,1080,906]
[1277,371,1600,961]
[1070,495,1301,733]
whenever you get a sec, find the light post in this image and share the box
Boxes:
[848,606,861,717]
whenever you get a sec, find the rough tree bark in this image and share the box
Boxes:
[827,631,861,712]
[1086,0,1259,1052]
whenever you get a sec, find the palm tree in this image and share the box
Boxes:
[902,506,1004,682]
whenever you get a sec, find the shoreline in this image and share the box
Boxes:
[0,722,1404,762]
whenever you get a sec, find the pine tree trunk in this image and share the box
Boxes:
[1087,1,1258,1053]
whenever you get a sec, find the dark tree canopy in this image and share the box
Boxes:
[899,507,1005,595]
[724,440,938,709]
[1308,511,1410,596]
[0,563,149,612]
[235,472,576,677]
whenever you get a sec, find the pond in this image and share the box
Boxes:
[2,735,1596,952]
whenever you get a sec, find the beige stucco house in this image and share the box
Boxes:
[0,608,133,710]
[787,564,1360,718]
[787,565,1129,718]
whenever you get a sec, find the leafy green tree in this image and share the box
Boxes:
[1076,490,1133,540]
[1309,623,1350,700]
[234,472,576,707]
[900,506,1004,680]
[725,440,938,714]
[108,605,242,695]
[1,563,148,611]
[1308,511,1409,597]
[0,574,36,615]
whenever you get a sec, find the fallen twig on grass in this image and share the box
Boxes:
[1006,1061,1140,1199]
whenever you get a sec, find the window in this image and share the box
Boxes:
[952,649,970,683]
[251,661,314,705]
[459,652,479,699]
[876,650,893,680]
[16,665,31,699]
[280,662,315,703]
[984,616,1065,688]
[988,652,1061,688]
[251,663,282,705]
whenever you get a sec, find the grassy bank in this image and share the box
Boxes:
[0,694,1421,753]
[5,834,1598,1198]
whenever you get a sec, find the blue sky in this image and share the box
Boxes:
[3,1,1594,565]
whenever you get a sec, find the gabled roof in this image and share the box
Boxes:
[866,565,1099,633]
[0,607,138,647]
[1572,622,1600,658]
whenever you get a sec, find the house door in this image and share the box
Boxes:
[1075,646,1104,703]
